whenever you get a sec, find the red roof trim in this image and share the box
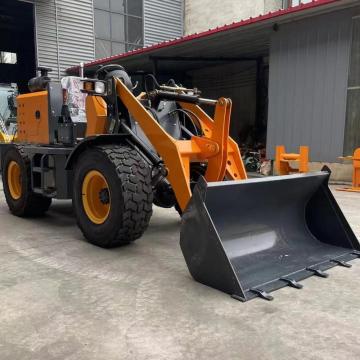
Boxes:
[68,0,343,72]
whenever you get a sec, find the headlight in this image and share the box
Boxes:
[83,81,94,91]
[81,79,107,95]
[94,81,105,94]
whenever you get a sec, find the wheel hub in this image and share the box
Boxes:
[82,170,111,224]
[7,160,22,200]
[99,188,110,204]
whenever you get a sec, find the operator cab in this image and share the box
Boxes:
[26,67,88,144]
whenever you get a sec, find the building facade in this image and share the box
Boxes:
[0,0,183,86]
[266,6,359,162]
[1,0,359,175]
[184,0,283,34]
[71,0,360,172]
[184,0,317,35]
[183,1,360,164]
[93,0,183,59]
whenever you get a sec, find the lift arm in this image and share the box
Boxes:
[115,78,246,210]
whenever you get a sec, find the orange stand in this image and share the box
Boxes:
[275,145,309,175]
[337,148,360,193]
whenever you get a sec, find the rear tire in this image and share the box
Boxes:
[2,145,52,217]
[73,145,153,248]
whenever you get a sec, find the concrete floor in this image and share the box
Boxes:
[0,184,359,360]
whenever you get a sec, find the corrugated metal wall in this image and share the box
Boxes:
[267,8,354,162]
[344,16,360,156]
[34,0,59,77]
[34,0,95,80]
[57,0,95,74]
[143,0,183,46]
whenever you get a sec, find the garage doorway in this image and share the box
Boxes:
[0,0,36,93]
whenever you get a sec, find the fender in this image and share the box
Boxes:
[65,134,128,170]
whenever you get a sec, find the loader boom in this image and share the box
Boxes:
[115,78,246,210]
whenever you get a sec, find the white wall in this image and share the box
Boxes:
[185,0,283,34]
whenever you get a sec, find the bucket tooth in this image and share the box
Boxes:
[180,172,360,301]
[280,277,303,289]
[306,268,329,278]
[331,259,352,268]
[250,288,274,301]
[231,294,246,302]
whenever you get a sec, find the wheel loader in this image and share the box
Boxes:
[1,65,359,302]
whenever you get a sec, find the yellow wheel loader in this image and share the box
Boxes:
[1,65,359,301]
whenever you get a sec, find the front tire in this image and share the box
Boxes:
[2,145,52,217]
[73,145,153,248]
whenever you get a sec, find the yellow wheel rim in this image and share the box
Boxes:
[7,161,22,200]
[82,170,111,224]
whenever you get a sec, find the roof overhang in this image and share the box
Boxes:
[67,0,359,76]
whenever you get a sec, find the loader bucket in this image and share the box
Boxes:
[180,171,360,301]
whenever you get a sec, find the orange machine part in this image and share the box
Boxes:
[114,79,246,211]
[178,101,247,181]
[275,145,309,175]
[337,148,360,193]
[85,96,108,136]
[16,91,50,144]
[353,148,360,190]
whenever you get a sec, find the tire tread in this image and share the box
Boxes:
[76,144,153,247]
[3,144,51,216]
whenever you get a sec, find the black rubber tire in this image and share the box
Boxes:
[2,145,52,217]
[73,144,153,248]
